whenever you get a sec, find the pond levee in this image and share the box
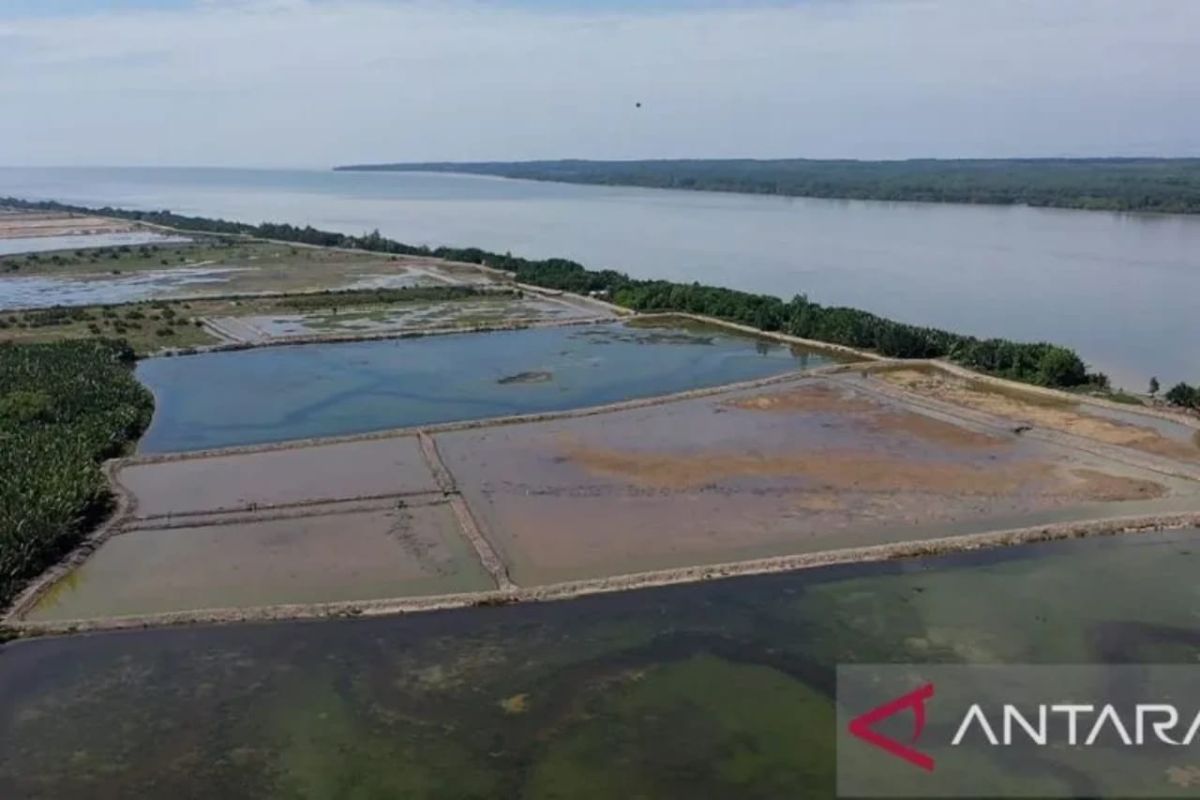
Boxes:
[9,510,1200,636]
[418,431,516,592]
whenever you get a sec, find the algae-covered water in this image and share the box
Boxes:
[136,321,830,452]
[2,529,1198,799]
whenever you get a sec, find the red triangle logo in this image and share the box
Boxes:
[847,682,935,772]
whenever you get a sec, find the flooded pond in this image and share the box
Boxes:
[0,267,248,310]
[0,231,190,257]
[1,529,1197,799]
[212,295,598,344]
[135,321,831,452]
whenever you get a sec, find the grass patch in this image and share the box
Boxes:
[0,288,515,355]
[0,238,239,275]
[0,302,218,356]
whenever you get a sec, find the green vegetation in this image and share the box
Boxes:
[0,301,216,355]
[1165,382,1200,411]
[278,285,510,311]
[0,239,237,275]
[1,197,1105,388]
[0,340,153,607]
[336,158,1200,214]
[0,287,515,355]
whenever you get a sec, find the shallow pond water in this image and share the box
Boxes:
[0,266,247,310]
[0,231,190,257]
[135,322,830,452]
[1,529,1198,799]
[223,296,594,342]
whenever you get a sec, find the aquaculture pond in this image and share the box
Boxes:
[136,321,830,452]
[2,529,1198,800]
[0,231,189,257]
[0,266,247,310]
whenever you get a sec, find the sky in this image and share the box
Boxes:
[1,0,1198,167]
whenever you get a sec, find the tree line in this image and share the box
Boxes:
[3,197,1106,389]
[1164,382,1200,411]
[335,158,1200,215]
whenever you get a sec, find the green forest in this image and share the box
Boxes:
[336,158,1200,214]
[0,340,153,608]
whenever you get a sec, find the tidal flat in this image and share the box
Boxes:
[2,530,1199,800]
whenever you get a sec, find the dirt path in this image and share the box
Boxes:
[418,431,516,591]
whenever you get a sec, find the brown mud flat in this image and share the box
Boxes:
[726,383,1007,449]
[0,210,136,239]
[121,436,438,517]
[22,505,493,623]
[557,442,1155,500]
[1068,468,1167,501]
[878,367,1200,463]
[438,375,1198,585]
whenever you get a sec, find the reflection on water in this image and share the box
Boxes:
[0,231,189,257]
[1,167,1198,386]
[135,321,824,452]
[0,530,1196,799]
[0,267,248,310]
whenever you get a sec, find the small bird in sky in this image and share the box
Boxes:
[635,102,642,108]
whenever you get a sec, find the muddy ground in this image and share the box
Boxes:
[878,367,1200,463]
[123,437,439,517]
[23,505,492,621]
[0,210,135,238]
[438,377,1199,584]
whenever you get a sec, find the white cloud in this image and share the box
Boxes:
[0,0,1197,166]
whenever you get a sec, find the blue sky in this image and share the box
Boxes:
[3,0,787,15]
[1,0,1198,167]
[4,0,192,16]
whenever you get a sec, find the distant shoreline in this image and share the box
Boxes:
[335,157,1200,216]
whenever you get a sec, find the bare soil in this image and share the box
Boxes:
[559,442,1160,502]
[881,368,1200,462]
[122,436,438,517]
[22,506,493,622]
[0,211,134,239]
[728,383,1008,449]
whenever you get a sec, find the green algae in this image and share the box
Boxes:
[2,529,1199,799]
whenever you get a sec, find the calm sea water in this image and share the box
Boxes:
[2,530,1197,799]
[1,167,1198,388]
[136,322,824,453]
